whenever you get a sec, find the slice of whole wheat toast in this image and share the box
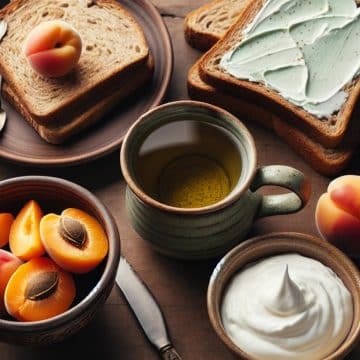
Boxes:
[0,0,149,126]
[2,57,154,144]
[199,0,360,149]
[184,0,247,51]
[188,60,358,176]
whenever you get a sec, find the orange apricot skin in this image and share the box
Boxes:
[0,250,22,316]
[0,213,14,248]
[9,200,45,261]
[4,257,76,322]
[40,208,109,274]
[24,20,82,78]
[316,175,360,257]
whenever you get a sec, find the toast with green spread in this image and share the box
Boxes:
[199,0,360,148]
[188,60,358,176]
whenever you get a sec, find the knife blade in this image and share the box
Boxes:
[116,256,182,360]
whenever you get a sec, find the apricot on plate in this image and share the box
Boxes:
[24,20,82,78]
[9,200,45,261]
[0,213,14,248]
[316,175,360,257]
[40,208,109,274]
[0,250,22,316]
[4,257,75,322]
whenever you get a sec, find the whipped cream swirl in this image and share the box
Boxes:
[221,254,353,359]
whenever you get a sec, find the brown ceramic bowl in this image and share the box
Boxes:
[0,176,120,345]
[208,232,360,360]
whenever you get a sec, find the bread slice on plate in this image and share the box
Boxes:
[184,0,247,51]
[3,57,154,144]
[0,0,150,127]
[199,0,360,148]
[188,60,358,176]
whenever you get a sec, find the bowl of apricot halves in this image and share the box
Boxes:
[0,176,120,345]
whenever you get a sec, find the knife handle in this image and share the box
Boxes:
[160,344,182,360]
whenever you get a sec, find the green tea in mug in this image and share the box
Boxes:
[135,120,242,208]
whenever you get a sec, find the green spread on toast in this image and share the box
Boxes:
[221,0,360,118]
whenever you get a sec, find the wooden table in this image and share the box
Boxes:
[1,1,359,358]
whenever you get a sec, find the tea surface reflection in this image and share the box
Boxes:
[135,120,242,208]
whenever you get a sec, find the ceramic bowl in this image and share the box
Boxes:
[207,232,360,360]
[0,176,120,345]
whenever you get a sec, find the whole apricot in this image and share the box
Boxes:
[24,20,82,78]
[316,175,360,257]
[0,250,22,316]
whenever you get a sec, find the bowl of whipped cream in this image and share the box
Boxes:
[207,232,360,360]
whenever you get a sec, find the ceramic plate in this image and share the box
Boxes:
[0,0,173,166]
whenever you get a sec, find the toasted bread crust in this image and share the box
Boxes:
[184,0,248,51]
[198,0,360,149]
[0,0,149,126]
[184,23,219,52]
[184,1,223,51]
[2,57,154,144]
[188,60,356,176]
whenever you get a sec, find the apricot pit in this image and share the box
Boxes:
[26,271,58,301]
[58,216,86,248]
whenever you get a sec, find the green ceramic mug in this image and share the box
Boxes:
[120,101,311,260]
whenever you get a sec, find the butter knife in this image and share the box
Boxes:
[116,257,182,360]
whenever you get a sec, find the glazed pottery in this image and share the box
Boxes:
[121,101,311,259]
[0,176,120,345]
[207,232,360,359]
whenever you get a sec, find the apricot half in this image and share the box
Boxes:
[4,257,75,322]
[9,200,45,261]
[0,250,22,316]
[40,208,109,274]
[0,213,14,248]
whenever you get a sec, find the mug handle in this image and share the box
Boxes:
[250,165,311,218]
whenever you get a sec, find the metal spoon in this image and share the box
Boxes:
[0,76,7,133]
[0,21,8,133]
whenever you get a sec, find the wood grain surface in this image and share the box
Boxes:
[0,1,359,359]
